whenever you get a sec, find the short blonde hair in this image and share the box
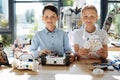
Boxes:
[81,5,98,14]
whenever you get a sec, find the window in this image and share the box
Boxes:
[108,3,120,41]
[108,0,120,2]
[14,0,59,1]
[0,0,9,29]
[0,0,13,49]
[104,1,120,43]
[14,0,59,40]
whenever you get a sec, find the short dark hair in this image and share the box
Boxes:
[42,5,58,16]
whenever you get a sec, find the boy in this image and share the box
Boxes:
[29,5,74,63]
[73,5,108,59]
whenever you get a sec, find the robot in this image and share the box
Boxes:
[40,51,71,66]
[83,34,103,58]
[103,9,116,32]
[0,42,9,66]
[103,7,120,32]
[12,51,39,71]
[14,35,30,46]
[92,68,104,76]
[59,0,86,31]
[103,7,120,46]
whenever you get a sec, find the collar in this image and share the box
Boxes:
[85,27,99,36]
[44,27,58,34]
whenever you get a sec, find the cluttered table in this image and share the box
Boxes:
[0,51,120,80]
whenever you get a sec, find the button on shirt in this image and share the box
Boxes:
[29,28,72,58]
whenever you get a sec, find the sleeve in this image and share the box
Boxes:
[29,33,40,59]
[63,32,73,53]
[72,30,80,44]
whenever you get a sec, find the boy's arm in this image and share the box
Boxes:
[74,44,79,53]
[102,44,108,58]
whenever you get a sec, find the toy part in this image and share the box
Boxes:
[40,52,70,66]
[92,68,104,76]
[12,52,39,72]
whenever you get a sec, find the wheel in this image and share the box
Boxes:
[65,54,70,66]
[12,60,16,69]
[41,54,46,65]
[32,61,39,72]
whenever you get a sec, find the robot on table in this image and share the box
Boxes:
[40,51,71,66]
[12,51,39,71]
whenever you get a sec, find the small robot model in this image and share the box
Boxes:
[83,34,103,58]
[12,51,39,71]
[92,68,104,76]
[103,7,120,32]
[0,42,10,66]
[40,51,70,66]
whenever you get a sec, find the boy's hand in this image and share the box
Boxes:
[70,52,75,63]
[39,49,51,55]
[96,48,107,58]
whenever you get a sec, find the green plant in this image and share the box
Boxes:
[0,34,12,47]
[0,14,8,28]
[27,20,38,40]
[62,0,73,6]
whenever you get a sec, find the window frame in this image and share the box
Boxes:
[0,0,12,33]
[11,0,60,43]
[101,0,120,29]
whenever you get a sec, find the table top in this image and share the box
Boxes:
[0,60,120,80]
[0,51,120,80]
[108,43,120,51]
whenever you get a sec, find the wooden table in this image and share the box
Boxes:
[0,52,120,80]
[108,43,120,51]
